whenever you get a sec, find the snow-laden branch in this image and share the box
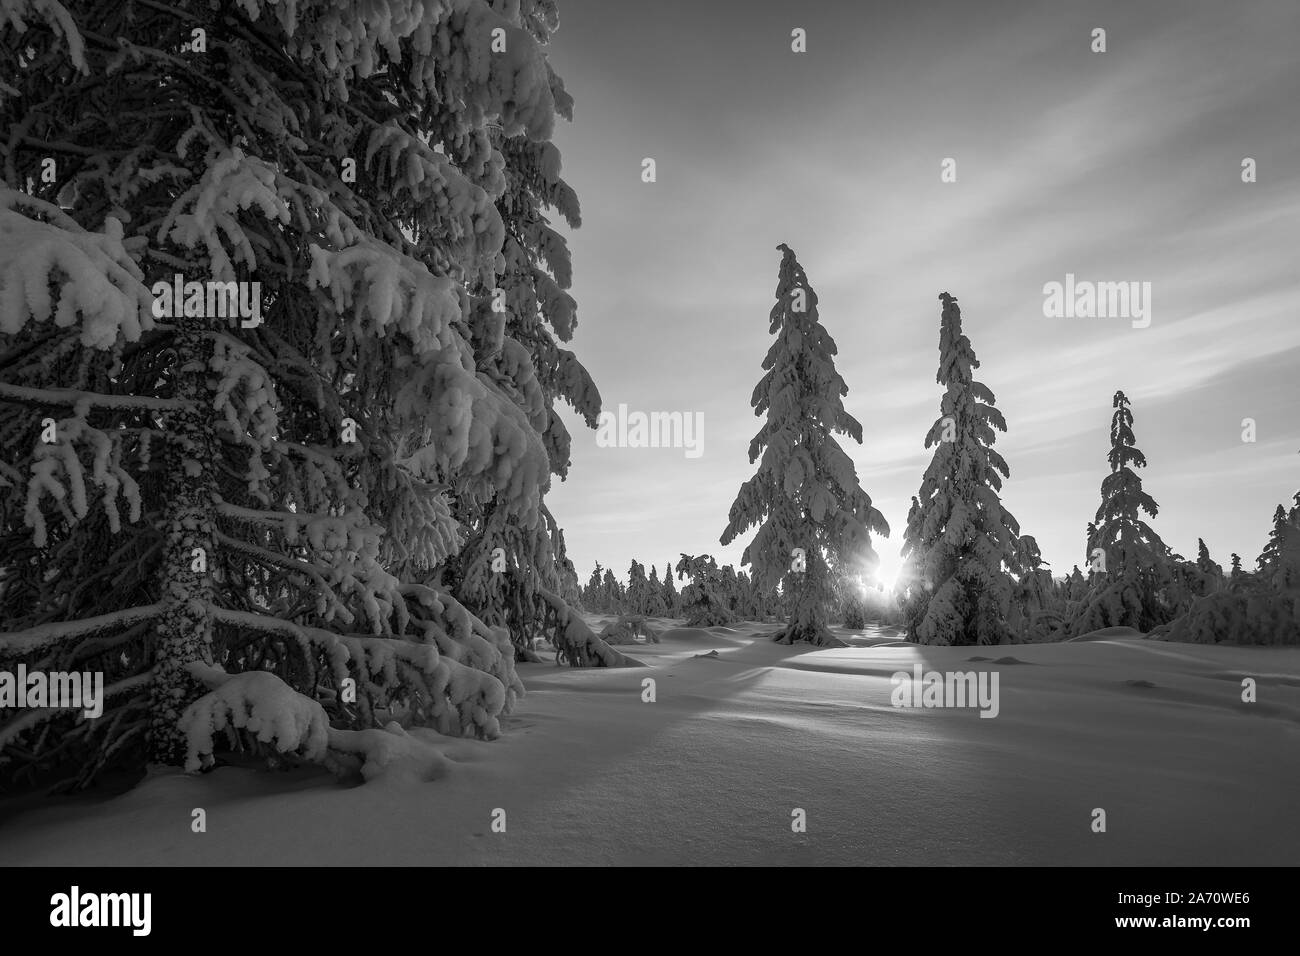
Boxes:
[178,665,331,773]
[0,604,164,656]
[215,501,333,526]
[536,586,643,668]
[0,188,155,348]
[0,382,186,411]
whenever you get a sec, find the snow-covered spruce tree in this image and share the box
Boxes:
[583,562,604,611]
[1162,557,1200,622]
[1165,493,1299,645]
[625,559,649,614]
[661,556,680,615]
[601,566,624,613]
[1256,504,1298,583]
[897,293,1022,646]
[718,563,740,618]
[720,244,888,647]
[837,575,868,630]
[1195,538,1224,595]
[735,569,763,620]
[0,0,617,790]
[674,554,734,627]
[743,570,772,620]
[645,563,668,616]
[628,559,666,616]
[1007,535,1062,642]
[1064,565,1088,602]
[1067,391,1171,635]
[1255,497,1300,598]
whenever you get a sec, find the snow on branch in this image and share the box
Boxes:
[23,416,143,545]
[157,146,293,279]
[211,337,280,452]
[208,606,513,742]
[246,0,558,140]
[0,188,155,348]
[395,356,550,528]
[0,604,163,657]
[0,382,185,412]
[537,586,643,668]
[365,120,504,267]
[306,235,464,358]
[178,664,331,772]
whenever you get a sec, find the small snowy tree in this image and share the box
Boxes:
[661,556,680,615]
[674,554,734,627]
[625,559,650,615]
[1195,538,1224,594]
[1064,566,1088,601]
[1067,391,1171,635]
[898,293,1022,646]
[720,244,888,647]
[1008,535,1062,642]
[837,576,868,630]
[1256,506,1296,583]
[583,563,605,611]
[605,568,622,611]
[638,561,668,617]
[644,563,668,617]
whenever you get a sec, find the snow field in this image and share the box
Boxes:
[4,619,1295,866]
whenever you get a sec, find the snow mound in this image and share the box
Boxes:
[657,627,746,646]
[180,665,451,782]
[180,666,330,773]
[597,616,662,645]
[326,723,449,783]
[5,637,1299,866]
[1066,626,1146,642]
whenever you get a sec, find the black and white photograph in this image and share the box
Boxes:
[0,0,1295,930]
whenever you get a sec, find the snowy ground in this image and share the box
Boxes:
[3,619,1297,866]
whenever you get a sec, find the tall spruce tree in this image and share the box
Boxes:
[898,292,1022,646]
[0,0,626,791]
[1068,391,1170,634]
[720,244,887,647]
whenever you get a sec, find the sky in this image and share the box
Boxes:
[537,0,1300,588]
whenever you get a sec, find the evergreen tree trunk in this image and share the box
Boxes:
[148,323,218,765]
